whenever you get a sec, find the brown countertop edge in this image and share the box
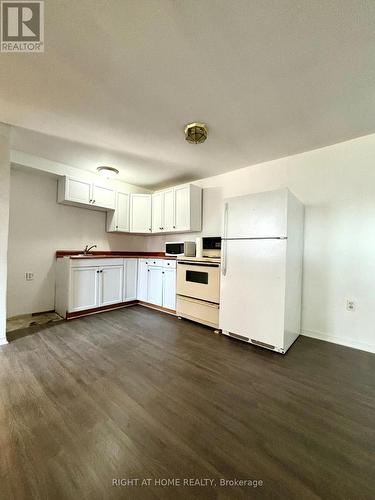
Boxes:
[56,250,174,259]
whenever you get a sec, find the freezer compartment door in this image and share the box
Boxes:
[223,189,288,239]
[219,239,286,348]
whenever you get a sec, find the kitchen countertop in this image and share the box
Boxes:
[56,251,176,260]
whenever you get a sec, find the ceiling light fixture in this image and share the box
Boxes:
[97,166,119,179]
[184,122,208,144]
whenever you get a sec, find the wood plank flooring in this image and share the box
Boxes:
[1,305,374,499]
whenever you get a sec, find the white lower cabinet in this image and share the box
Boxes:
[162,268,176,310]
[137,259,176,310]
[70,263,123,312]
[147,266,163,305]
[56,257,176,318]
[100,265,124,306]
[71,267,99,312]
[124,259,138,301]
[137,259,149,301]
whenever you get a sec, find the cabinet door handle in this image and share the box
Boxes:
[149,228,152,231]
[96,270,99,273]
[93,200,96,204]
[173,225,176,228]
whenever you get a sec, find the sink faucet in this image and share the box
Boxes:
[83,244,97,255]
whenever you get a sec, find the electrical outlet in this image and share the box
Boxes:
[346,300,355,312]
[25,273,34,281]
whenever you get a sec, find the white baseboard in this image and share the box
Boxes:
[302,329,375,354]
[0,337,8,347]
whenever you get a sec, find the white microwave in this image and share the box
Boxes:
[165,241,196,257]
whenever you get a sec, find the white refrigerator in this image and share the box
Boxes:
[220,188,304,353]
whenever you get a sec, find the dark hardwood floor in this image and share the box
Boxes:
[1,306,374,499]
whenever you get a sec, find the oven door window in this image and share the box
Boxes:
[186,270,209,284]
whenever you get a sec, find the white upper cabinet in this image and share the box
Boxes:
[92,184,116,210]
[151,184,202,234]
[59,176,201,235]
[152,192,163,232]
[163,188,175,231]
[130,193,152,233]
[107,191,130,232]
[117,192,130,231]
[63,177,91,205]
[58,176,115,211]
[174,185,190,231]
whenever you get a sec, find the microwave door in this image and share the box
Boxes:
[166,242,184,255]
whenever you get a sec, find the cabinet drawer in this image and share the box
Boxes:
[176,296,219,327]
[147,259,163,267]
[162,259,176,269]
[71,258,124,268]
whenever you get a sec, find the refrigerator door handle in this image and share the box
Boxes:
[222,203,229,276]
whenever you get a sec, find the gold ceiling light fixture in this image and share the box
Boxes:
[97,166,119,179]
[184,122,208,144]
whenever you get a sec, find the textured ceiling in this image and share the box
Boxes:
[2,0,375,188]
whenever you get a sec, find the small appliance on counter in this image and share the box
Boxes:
[202,237,221,258]
[165,241,196,257]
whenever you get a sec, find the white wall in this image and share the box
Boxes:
[147,133,375,353]
[0,124,10,344]
[7,168,148,317]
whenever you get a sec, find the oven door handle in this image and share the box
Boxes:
[177,262,220,268]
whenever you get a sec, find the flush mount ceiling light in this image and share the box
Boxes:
[97,166,119,179]
[184,122,208,144]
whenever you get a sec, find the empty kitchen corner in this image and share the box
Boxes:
[1,2,375,499]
